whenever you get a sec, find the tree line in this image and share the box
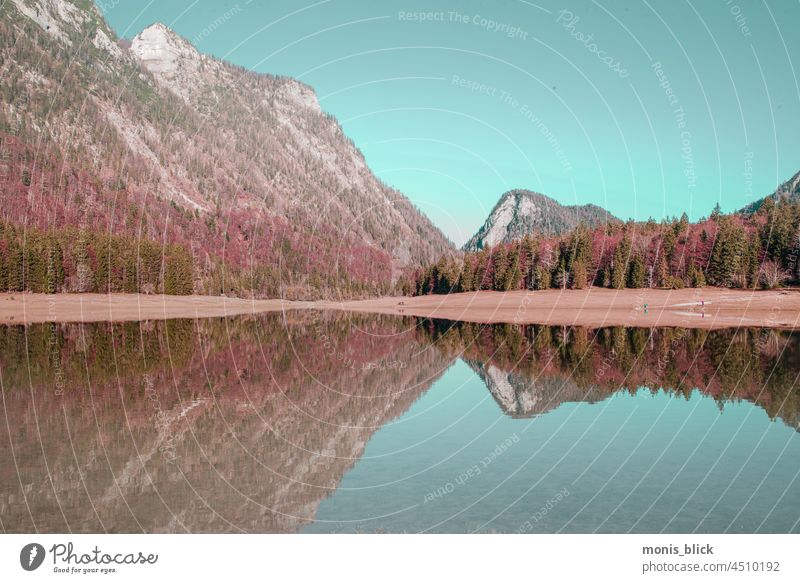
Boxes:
[407,199,800,295]
[0,221,194,294]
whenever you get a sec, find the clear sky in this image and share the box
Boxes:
[97,0,800,246]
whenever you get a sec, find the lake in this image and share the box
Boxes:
[1,313,798,533]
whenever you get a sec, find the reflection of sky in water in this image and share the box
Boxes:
[308,360,800,533]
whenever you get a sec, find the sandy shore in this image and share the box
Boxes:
[0,293,307,324]
[1,288,798,329]
[329,288,800,330]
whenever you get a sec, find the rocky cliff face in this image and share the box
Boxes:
[0,1,452,298]
[464,189,616,251]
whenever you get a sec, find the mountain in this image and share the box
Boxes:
[464,189,617,251]
[0,1,452,298]
[740,170,800,214]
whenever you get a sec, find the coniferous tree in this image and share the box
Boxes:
[493,247,509,291]
[572,259,588,289]
[45,235,65,293]
[627,253,646,288]
[504,245,523,290]
[687,264,706,288]
[534,265,551,290]
[521,235,537,289]
[708,217,747,286]
[165,244,194,295]
[461,255,475,292]
[656,252,669,288]
[611,235,631,289]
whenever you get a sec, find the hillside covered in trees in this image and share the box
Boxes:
[0,1,451,300]
[411,198,800,295]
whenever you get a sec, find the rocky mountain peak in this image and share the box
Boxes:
[464,189,617,251]
[130,22,212,100]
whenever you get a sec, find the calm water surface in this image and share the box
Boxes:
[1,313,798,533]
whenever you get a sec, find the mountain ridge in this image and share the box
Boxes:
[464,189,618,251]
[740,170,800,214]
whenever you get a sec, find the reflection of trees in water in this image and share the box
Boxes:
[0,313,453,533]
[417,320,800,428]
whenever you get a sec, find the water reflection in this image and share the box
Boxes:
[417,320,800,429]
[0,314,798,533]
[0,314,451,533]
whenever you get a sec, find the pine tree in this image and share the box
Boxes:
[656,252,669,288]
[45,235,65,293]
[572,259,587,289]
[627,253,646,288]
[534,265,551,290]
[165,244,194,295]
[504,245,523,290]
[7,243,23,292]
[611,236,631,289]
[687,264,706,288]
[554,253,569,290]
[460,255,475,292]
[677,212,689,235]
[521,235,537,290]
[708,217,747,286]
[493,246,509,291]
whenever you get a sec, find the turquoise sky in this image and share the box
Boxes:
[98,0,800,245]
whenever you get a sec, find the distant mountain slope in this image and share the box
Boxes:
[0,1,452,298]
[464,189,617,251]
[740,170,800,214]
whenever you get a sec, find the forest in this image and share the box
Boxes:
[0,220,194,295]
[408,199,800,295]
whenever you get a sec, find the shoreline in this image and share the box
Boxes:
[0,293,308,325]
[1,288,799,329]
[330,288,800,330]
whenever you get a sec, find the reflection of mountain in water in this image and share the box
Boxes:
[0,313,454,533]
[466,360,604,418]
[419,320,800,428]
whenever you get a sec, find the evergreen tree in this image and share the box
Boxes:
[45,235,65,293]
[521,235,537,289]
[656,252,669,288]
[7,243,23,292]
[677,212,689,236]
[687,264,706,288]
[708,218,747,286]
[627,253,646,288]
[493,246,509,291]
[504,245,523,290]
[572,259,588,289]
[611,236,631,289]
[534,265,551,290]
[460,255,475,292]
[164,244,194,295]
[554,253,569,290]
